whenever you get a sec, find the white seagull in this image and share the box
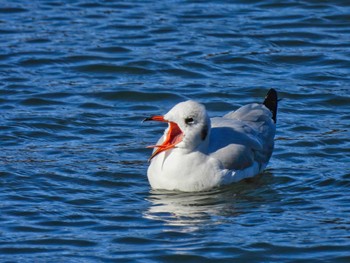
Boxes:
[144,89,278,192]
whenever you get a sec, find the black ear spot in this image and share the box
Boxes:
[201,126,208,141]
[185,117,194,125]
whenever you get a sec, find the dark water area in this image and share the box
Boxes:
[1,0,350,262]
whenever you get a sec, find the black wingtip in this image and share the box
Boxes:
[263,88,278,123]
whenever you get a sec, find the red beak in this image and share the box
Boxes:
[144,115,183,161]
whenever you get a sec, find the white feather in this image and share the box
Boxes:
[147,98,276,192]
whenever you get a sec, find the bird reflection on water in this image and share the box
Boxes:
[144,172,276,230]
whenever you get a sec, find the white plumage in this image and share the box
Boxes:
[145,89,278,192]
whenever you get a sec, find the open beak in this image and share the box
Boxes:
[144,115,183,161]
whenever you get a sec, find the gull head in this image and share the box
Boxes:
[144,100,211,160]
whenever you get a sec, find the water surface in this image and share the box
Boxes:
[1,0,350,262]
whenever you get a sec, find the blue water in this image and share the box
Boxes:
[1,0,350,262]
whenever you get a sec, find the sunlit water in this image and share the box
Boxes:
[1,1,349,262]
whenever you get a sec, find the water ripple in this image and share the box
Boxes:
[0,0,350,261]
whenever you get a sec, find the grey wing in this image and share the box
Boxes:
[208,103,276,170]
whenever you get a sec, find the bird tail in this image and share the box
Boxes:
[263,88,278,123]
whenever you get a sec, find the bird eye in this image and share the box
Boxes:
[185,117,194,125]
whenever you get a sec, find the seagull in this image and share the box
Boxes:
[144,89,278,192]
